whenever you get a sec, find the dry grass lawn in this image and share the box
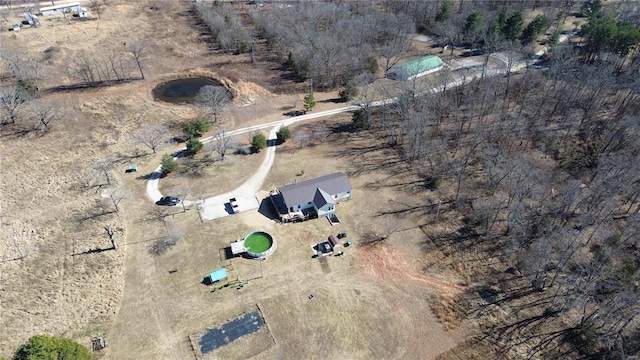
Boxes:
[1,0,475,358]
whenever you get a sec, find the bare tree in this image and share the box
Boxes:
[294,130,310,148]
[377,13,415,77]
[0,84,29,124]
[105,225,118,250]
[165,227,185,247]
[196,85,231,123]
[174,185,190,212]
[89,0,103,20]
[312,123,330,144]
[108,187,128,213]
[94,158,115,187]
[31,100,61,132]
[0,2,11,23]
[129,41,150,80]
[151,227,185,256]
[71,54,97,87]
[132,123,170,154]
[211,129,233,161]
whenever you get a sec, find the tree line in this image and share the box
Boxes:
[195,1,417,89]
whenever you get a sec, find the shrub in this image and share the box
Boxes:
[184,118,210,138]
[251,132,267,152]
[186,138,203,154]
[17,79,38,96]
[425,176,443,190]
[367,55,379,74]
[184,123,196,138]
[13,335,91,360]
[352,109,370,130]
[276,126,292,143]
[235,147,252,155]
[338,79,358,102]
[161,154,178,173]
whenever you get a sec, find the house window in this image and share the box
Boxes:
[329,206,334,210]
[290,207,293,212]
[308,202,312,205]
[297,205,301,209]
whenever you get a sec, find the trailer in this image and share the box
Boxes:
[39,2,81,16]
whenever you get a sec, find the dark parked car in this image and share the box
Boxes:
[462,49,486,57]
[156,196,180,206]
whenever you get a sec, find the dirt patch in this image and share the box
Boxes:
[356,243,465,293]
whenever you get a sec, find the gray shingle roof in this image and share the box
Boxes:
[278,172,351,208]
[313,188,335,209]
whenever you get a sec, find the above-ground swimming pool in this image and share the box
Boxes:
[243,231,276,259]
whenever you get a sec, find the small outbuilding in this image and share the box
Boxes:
[312,235,342,257]
[388,55,444,81]
[230,240,247,256]
[209,268,227,284]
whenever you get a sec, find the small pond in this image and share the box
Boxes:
[152,77,226,104]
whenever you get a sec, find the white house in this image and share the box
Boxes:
[269,172,352,222]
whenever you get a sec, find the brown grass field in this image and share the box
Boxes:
[0,1,482,358]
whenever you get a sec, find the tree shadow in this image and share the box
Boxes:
[44,78,137,93]
[0,125,39,139]
[72,246,115,256]
[138,171,164,181]
[319,98,344,104]
[284,110,306,117]
[330,122,358,135]
[76,207,117,224]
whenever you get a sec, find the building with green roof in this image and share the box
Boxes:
[388,55,444,81]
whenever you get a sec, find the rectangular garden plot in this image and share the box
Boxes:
[191,310,274,359]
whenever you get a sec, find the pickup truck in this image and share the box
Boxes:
[229,198,240,214]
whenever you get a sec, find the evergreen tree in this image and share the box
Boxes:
[464,10,484,41]
[303,92,316,113]
[161,154,178,173]
[276,126,292,143]
[186,138,203,154]
[436,0,451,22]
[522,14,549,45]
[338,79,358,102]
[251,132,267,152]
[503,12,524,41]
